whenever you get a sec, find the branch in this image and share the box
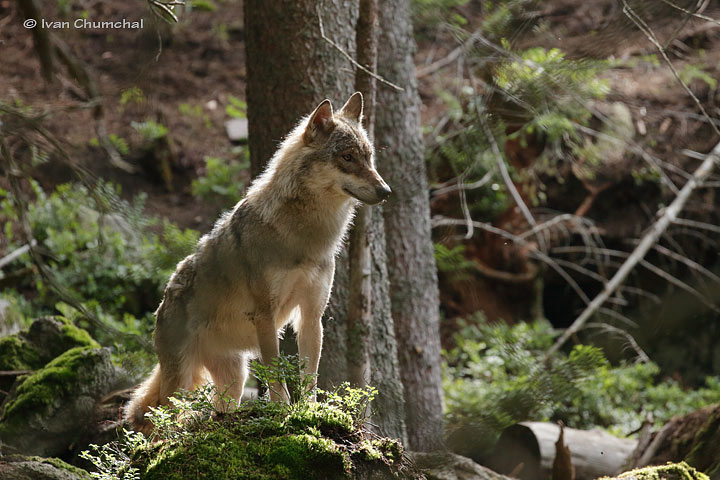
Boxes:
[546,141,720,358]
[622,0,720,137]
[316,5,403,92]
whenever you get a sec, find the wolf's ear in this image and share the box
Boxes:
[339,91,363,123]
[304,99,335,144]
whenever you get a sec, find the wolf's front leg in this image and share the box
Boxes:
[255,313,290,403]
[297,270,333,400]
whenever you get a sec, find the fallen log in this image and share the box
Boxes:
[486,422,637,480]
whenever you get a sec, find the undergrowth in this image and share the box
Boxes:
[444,315,720,454]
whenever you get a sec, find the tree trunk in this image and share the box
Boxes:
[244,1,407,443]
[376,0,445,451]
[244,0,357,177]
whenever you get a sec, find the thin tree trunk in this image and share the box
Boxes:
[17,0,54,82]
[346,0,378,388]
[376,0,445,451]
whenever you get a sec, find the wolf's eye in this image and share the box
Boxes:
[342,154,354,162]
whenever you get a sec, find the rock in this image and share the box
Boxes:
[410,451,512,480]
[225,118,248,142]
[0,455,90,480]
[0,346,118,457]
[0,317,99,372]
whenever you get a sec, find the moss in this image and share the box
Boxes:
[128,399,412,480]
[57,319,100,350]
[283,401,355,435]
[25,455,92,478]
[0,347,102,425]
[0,335,41,370]
[0,317,98,372]
[610,462,710,480]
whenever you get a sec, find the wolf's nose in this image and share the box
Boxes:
[376,184,392,200]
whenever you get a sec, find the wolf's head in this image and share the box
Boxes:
[301,92,391,205]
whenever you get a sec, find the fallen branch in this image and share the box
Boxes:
[0,240,36,270]
[546,141,720,358]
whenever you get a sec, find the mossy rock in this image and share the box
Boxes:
[0,346,117,457]
[0,316,99,372]
[604,462,710,480]
[0,455,90,480]
[125,400,422,480]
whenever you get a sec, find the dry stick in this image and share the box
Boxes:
[0,241,36,270]
[316,5,403,92]
[346,0,378,389]
[546,141,720,358]
[585,322,650,363]
[622,0,720,137]
[479,113,546,252]
[416,28,486,78]
[659,0,720,26]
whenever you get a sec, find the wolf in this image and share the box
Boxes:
[124,92,391,434]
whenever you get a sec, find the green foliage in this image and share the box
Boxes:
[131,119,168,142]
[178,102,212,128]
[191,154,249,205]
[679,64,718,90]
[428,42,608,220]
[108,134,129,156]
[444,315,720,453]
[434,243,474,274]
[0,181,198,334]
[496,45,609,143]
[225,95,246,119]
[411,0,469,31]
[190,0,218,12]
[81,356,401,480]
[119,87,145,106]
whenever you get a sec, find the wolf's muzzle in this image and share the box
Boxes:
[376,184,392,201]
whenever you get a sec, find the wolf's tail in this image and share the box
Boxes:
[124,364,164,435]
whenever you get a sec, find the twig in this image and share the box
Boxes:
[478,112,546,251]
[0,240,36,270]
[416,28,486,78]
[432,216,590,305]
[316,5,403,92]
[431,170,495,196]
[546,141,720,358]
[673,217,720,235]
[0,370,34,376]
[585,322,650,362]
[622,0,720,137]
[659,0,720,26]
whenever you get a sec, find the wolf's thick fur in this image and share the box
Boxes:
[125,92,390,433]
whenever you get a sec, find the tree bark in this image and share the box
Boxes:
[244,0,357,177]
[376,0,445,451]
